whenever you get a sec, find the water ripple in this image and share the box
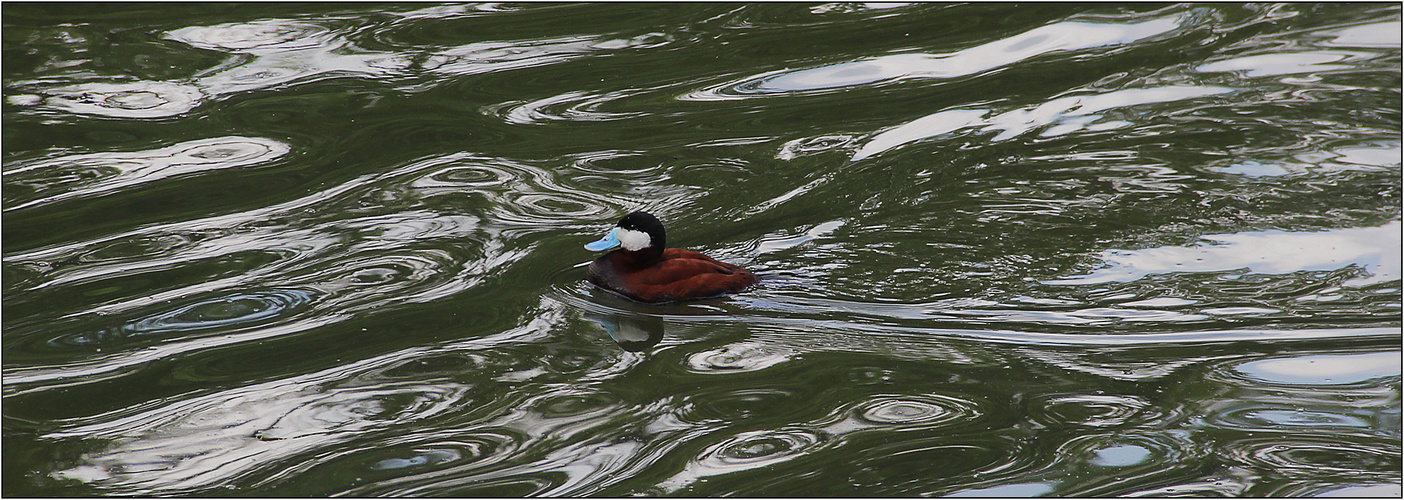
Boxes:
[1224,437,1401,476]
[849,437,1024,495]
[17,18,383,119]
[857,396,970,426]
[483,89,651,125]
[39,310,566,495]
[297,249,465,315]
[680,388,803,423]
[849,85,1232,160]
[5,136,291,211]
[167,19,332,53]
[532,391,622,419]
[1061,434,1181,469]
[683,14,1184,100]
[4,150,585,389]
[419,34,661,78]
[48,376,476,494]
[656,428,828,493]
[1044,431,1204,496]
[810,3,919,16]
[1029,394,1162,428]
[332,432,524,496]
[684,342,796,373]
[16,8,673,121]
[1206,403,1374,432]
[175,20,409,96]
[775,134,858,160]
[403,152,627,228]
[49,289,317,349]
[370,448,462,471]
[75,233,198,265]
[819,393,985,438]
[35,81,206,119]
[1051,221,1402,287]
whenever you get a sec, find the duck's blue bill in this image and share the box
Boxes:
[585,227,621,251]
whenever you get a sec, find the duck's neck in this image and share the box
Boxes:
[614,246,664,269]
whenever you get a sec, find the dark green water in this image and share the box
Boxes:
[3,2,1401,497]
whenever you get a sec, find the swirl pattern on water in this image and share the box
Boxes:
[9,7,679,121]
[330,431,527,496]
[483,89,652,125]
[4,148,648,388]
[1028,431,1211,496]
[1029,393,1163,428]
[35,81,207,119]
[48,289,316,348]
[1226,438,1401,477]
[857,396,972,426]
[5,136,291,211]
[681,388,805,423]
[655,428,829,494]
[169,19,332,52]
[39,308,573,494]
[684,342,796,373]
[814,392,987,445]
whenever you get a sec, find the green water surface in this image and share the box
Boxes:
[3,2,1401,497]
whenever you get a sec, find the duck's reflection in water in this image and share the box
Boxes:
[586,310,664,352]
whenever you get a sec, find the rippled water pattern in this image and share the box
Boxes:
[3,3,1400,497]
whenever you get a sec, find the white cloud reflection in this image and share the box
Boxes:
[686,15,1182,100]
[1050,221,1402,286]
[1236,351,1402,385]
[1319,21,1402,48]
[850,85,1231,160]
[1195,51,1361,78]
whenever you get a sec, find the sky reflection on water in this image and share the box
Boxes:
[1053,221,1402,286]
[686,14,1182,98]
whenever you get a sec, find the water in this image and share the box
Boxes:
[2,2,1400,497]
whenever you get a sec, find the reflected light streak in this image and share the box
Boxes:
[688,15,1181,99]
[1051,221,1402,286]
[5,137,290,211]
[1236,351,1402,385]
[851,85,1230,160]
[1195,51,1361,77]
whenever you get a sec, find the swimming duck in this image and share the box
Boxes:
[584,211,759,303]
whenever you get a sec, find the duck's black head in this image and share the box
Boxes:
[584,211,666,254]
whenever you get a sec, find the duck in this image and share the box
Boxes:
[583,211,759,303]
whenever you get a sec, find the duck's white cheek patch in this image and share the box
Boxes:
[616,228,651,251]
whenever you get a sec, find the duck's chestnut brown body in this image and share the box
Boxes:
[583,211,758,303]
[588,247,759,303]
